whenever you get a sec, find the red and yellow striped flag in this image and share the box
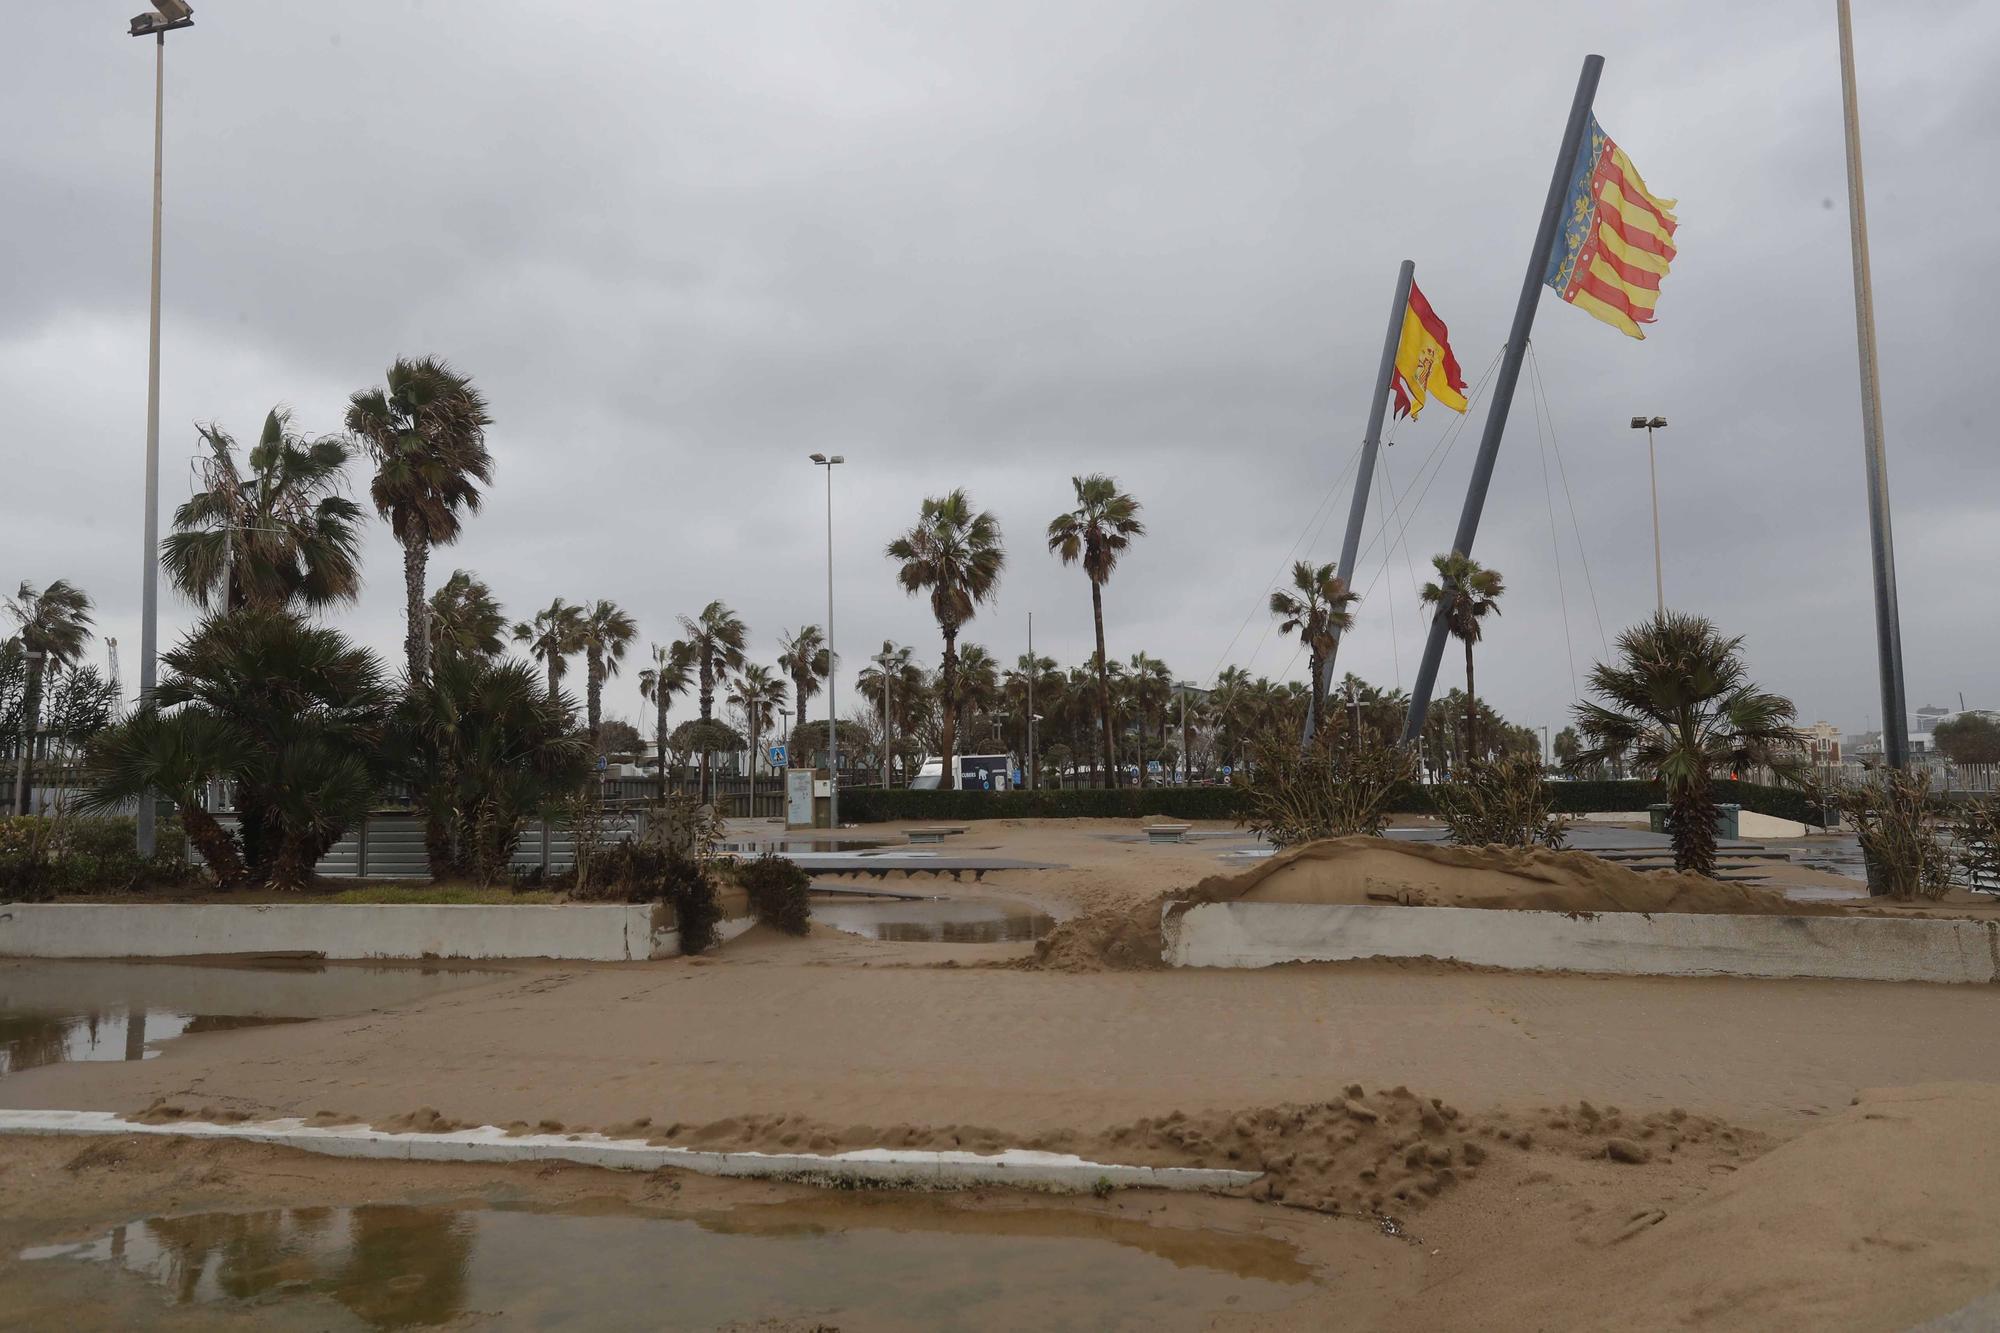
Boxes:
[1543,116,1676,339]
[1389,281,1469,419]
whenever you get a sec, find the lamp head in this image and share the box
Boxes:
[130,0,193,35]
[1629,416,1648,429]
[808,452,826,464]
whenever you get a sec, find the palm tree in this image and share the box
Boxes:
[427,571,507,662]
[1419,552,1505,761]
[888,490,1005,791]
[1003,652,1061,788]
[82,611,395,889]
[637,640,695,798]
[1046,475,1145,787]
[393,654,590,882]
[577,600,638,748]
[677,601,748,802]
[1269,561,1359,738]
[728,664,788,805]
[7,579,94,816]
[1573,612,1802,877]
[1127,652,1173,786]
[857,641,922,785]
[776,625,831,733]
[162,409,365,615]
[511,599,584,707]
[345,357,494,684]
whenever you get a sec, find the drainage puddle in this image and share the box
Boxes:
[0,960,507,1078]
[19,1196,1312,1330]
[810,897,1055,943]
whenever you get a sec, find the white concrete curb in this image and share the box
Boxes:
[0,1109,1261,1193]
[1162,901,2000,985]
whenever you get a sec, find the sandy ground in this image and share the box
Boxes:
[6,818,2000,1329]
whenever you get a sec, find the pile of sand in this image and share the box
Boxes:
[1029,900,1168,971]
[1204,837,1835,917]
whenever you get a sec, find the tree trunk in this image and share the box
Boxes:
[402,537,431,685]
[546,657,560,704]
[180,803,247,890]
[938,626,960,790]
[13,657,43,816]
[1308,646,1326,742]
[1091,581,1115,788]
[586,648,605,747]
[1463,639,1478,763]
[698,659,715,804]
[1667,774,1720,877]
[656,697,669,803]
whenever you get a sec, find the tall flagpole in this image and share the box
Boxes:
[1402,54,1604,746]
[1836,0,1910,769]
[1302,259,1414,746]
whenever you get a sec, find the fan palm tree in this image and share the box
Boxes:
[82,611,394,889]
[1573,612,1803,877]
[1419,552,1505,760]
[1269,561,1359,738]
[776,625,831,733]
[637,640,695,798]
[162,409,365,615]
[511,599,584,707]
[7,579,95,815]
[728,664,788,803]
[677,601,748,802]
[1046,474,1145,787]
[345,357,494,684]
[1003,652,1061,788]
[393,653,589,883]
[952,644,1002,741]
[577,599,638,748]
[427,570,507,662]
[1127,652,1173,787]
[857,641,924,785]
[888,490,1005,791]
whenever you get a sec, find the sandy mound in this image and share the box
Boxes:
[1203,837,1834,916]
[1030,901,1168,971]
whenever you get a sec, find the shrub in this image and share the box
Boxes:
[1836,768,1953,901]
[0,813,194,898]
[1950,796,2000,893]
[1433,756,1570,850]
[583,838,723,954]
[1243,735,1415,849]
[735,853,812,936]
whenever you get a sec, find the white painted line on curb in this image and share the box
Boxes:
[0,1110,1261,1193]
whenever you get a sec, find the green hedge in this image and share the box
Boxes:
[838,779,1824,825]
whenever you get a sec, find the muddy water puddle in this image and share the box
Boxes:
[811,895,1055,943]
[19,1195,1313,1330]
[0,960,505,1078]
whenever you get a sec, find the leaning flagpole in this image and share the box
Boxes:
[1836,0,1910,769]
[1303,258,1415,746]
[1401,54,1604,748]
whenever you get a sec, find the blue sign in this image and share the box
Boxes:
[768,744,788,768]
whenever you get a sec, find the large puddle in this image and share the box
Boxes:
[19,1196,1312,1330]
[0,960,504,1079]
[810,896,1055,943]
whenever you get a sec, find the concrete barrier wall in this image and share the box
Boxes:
[0,903,676,962]
[1162,901,2000,985]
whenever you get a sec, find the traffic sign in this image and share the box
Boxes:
[768,744,788,768]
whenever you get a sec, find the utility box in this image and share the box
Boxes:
[786,768,832,830]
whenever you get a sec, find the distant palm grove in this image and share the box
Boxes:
[3,355,1808,892]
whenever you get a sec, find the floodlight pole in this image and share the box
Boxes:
[1837,0,1910,769]
[1025,612,1035,790]
[1403,54,1603,745]
[135,29,169,854]
[811,454,844,825]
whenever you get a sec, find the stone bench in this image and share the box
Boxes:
[906,827,969,844]
[1144,823,1193,845]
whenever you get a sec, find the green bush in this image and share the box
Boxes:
[1433,756,1570,850]
[1244,738,1414,848]
[0,814,194,898]
[584,840,722,953]
[734,853,812,936]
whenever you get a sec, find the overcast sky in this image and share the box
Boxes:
[5,1,1994,743]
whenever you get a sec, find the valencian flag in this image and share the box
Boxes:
[1544,115,1677,338]
[1389,282,1469,419]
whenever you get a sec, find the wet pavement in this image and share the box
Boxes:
[810,895,1056,943]
[0,960,506,1080]
[17,1195,1312,1330]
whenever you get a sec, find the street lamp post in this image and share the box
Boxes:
[1629,415,1667,616]
[129,1,194,855]
[809,454,844,827]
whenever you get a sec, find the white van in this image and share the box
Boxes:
[910,754,1015,791]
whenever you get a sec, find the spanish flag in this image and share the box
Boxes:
[1389,282,1469,420]
[1544,116,1676,339]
